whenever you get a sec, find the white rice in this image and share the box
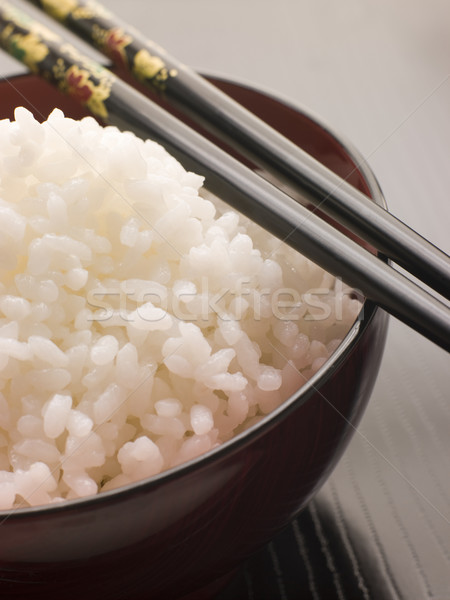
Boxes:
[0,107,362,509]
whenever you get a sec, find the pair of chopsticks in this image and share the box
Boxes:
[0,0,449,352]
[24,0,450,300]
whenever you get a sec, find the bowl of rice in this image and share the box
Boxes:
[0,72,388,599]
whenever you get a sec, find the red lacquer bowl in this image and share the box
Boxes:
[0,73,388,600]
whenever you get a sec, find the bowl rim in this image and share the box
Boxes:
[0,73,387,519]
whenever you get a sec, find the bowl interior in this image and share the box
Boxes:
[0,71,386,510]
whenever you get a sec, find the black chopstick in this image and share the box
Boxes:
[0,2,449,352]
[24,0,450,301]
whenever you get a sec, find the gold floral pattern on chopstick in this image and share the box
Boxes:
[40,0,78,20]
[51,45,114,119]
[0,0,115,120]
[132,48,177,90]
[29,0,178,91]
[56,62,111,118]
[1,30,49,73]
[92,25,131,70]
[41,0,112,22]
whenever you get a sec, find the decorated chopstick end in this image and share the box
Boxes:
[29,0,178,92]
[0,0,116,120]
